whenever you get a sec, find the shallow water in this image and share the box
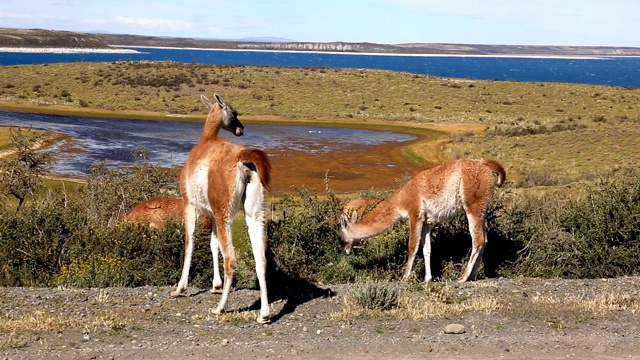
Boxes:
[0,111,418,191]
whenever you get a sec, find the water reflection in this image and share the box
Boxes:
[0,110,416,177]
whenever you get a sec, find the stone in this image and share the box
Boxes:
[444,324,466,334]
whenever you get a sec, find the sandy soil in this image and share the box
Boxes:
[2,277,640,359]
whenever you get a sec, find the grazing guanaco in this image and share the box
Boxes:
[119,196,212,230]
[339,159,506,283]
[120,196,221,289]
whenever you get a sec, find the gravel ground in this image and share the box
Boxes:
[2,277,640,359]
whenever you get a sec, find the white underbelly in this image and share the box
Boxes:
[422,177,462,223]
[185,164,213,214]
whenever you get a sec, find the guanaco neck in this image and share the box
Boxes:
[201,104,223,140]
[346,199,404,240]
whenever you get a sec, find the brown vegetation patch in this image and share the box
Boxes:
[268,140,419,194]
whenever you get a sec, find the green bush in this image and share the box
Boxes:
[1,145,640,288]
[266,188,344,283]
[504,176,640,278]
[0,189,89,286]
[79,161,179,224]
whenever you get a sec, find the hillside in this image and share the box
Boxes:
[2,27,640,56]
[0,28,110,49]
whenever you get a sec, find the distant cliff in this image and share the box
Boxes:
[234,42,640,56]
[86,33,640,57]
[3,28,640,57]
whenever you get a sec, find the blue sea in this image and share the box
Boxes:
[1,47,639,87]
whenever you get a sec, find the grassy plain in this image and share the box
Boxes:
[0,61,639,189]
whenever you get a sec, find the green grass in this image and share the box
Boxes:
[1,62,637,125]
[1,61,639,187]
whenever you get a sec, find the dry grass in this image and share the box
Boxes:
[0,305,128,331]
[531,292,640,316]
[0,127,11,150]
[446,122,640,184]
[398,293,500,320]
[332,282,501,322]
[331,280,640,323]
[2,62,638,126]
[0,311,82,333]
[0,127,54,152]
[207,309,260,324]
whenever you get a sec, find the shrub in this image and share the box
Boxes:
[0,128,53,211]
[1,159,639,288]
[56,254,130,288]
[79,161,179,225]
[0,189,90,286]
[265,187,344,283]
[504,175,640,278]
[349,281,399,310]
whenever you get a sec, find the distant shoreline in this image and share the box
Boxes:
[0,47,140,54]
[0,45,620,60]
[114,45,613,60]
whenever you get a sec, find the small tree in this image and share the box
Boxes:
[0,128,53,211]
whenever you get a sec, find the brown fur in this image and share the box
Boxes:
[239,148,271,190]
[119,197,212,229]
[342,197,384,217]
[340,158,506,283]
[173,94,271,324]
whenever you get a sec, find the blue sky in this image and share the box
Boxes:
[1,0,639,47]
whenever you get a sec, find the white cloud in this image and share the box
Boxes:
[113,16,192,29]
[0,11,57,21]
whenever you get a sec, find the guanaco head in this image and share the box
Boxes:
[338,210,359,254]
[338,197,381,254]
[201,93,244,137]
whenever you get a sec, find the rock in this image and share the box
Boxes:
[444,324,466,334]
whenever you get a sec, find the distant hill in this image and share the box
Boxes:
[89,32,640,56]
[0,28,110,48]
[2,27,640,57]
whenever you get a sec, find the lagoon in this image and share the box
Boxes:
[0,110,417,192]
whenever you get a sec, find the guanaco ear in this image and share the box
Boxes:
[350,210,358,224]
[201,94,213,109]
[339,213,349,230]
[214,93,226,108]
